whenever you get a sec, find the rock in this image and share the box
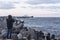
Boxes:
[6,39,13,40]
[0,39,5,40]
[31,39,35,40]
[12,33,18,40]
[28,28,36,39]
[17,33,23,39]
[0,34,3,39]
[23,37,27,40]
[1,29,7,38]
[13,28,20,34]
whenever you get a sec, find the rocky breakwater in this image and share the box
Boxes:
[0,19,36,40]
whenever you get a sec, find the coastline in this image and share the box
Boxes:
[0,17,60,40]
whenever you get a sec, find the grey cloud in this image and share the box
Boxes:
[26,6,60,9]
[25,0,60,10]
[27,0,60,5]
[14,2,20,4]
[48,6,60,9]
[0,3,15,9]
[0,1,19,9]
[21,6,27,8]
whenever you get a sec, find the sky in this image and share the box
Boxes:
[0,0,60,17]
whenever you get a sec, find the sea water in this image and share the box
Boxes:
[19,17,60,38]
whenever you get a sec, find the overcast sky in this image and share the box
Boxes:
[0,0,60,17]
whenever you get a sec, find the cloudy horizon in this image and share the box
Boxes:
[0,0,60,17]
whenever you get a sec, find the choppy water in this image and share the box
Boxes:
[19,17,60,38]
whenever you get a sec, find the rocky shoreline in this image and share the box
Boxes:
[0,18,60,40]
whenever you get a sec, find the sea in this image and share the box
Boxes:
[19,17,60,38]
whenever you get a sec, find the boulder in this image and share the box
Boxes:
[0,39,5,40]
[1,29,7,38]
[6,39,13,40]
[13,28,20,34]
[23,37,27,40]
[12,33,18,40]
[31,39,35,40]
[17,33,23,39]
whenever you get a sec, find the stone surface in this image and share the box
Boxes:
[0,29,7,39]
[17,33,23,39]
[6,39,13,40]
[12,33,18,40]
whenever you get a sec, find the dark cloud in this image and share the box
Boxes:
[27,0,60,5]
